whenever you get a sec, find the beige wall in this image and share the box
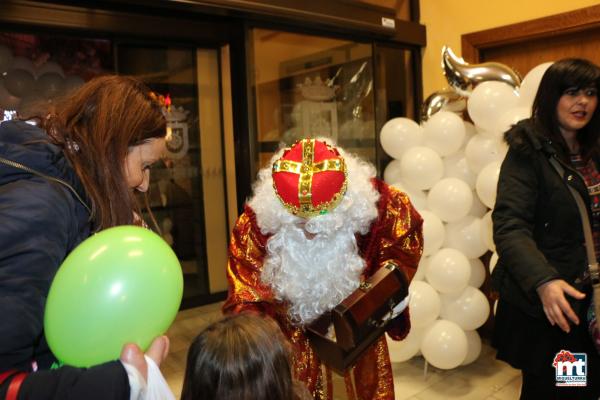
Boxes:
[420,0,600,97]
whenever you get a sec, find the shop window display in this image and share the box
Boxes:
[250,29,377,167]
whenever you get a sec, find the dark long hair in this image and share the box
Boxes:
[40,75,166,229]
[531,58,600,162]
[181,313,299,400]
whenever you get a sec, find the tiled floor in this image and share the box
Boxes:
[163,303,522,399]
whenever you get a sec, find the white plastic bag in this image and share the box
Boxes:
[123,355,175,400]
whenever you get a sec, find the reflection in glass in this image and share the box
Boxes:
[117,44,211,306]
[251,29,376,167]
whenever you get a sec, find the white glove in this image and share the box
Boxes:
[391,293,410,319]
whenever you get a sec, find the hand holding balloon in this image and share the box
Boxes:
[120,335,170,381]
[44,225,183,367]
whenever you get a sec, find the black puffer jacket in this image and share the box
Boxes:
[0,120,128,399]
[491,119,593,319]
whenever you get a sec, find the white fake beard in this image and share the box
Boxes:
[261,223,366,325]
[252,140,380,325]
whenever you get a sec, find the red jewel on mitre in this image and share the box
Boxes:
[272,138,347,218]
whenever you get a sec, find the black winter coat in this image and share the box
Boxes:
[491,119,594,319]
[0,120,129,399]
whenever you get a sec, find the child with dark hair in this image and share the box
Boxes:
[181,312,310,400]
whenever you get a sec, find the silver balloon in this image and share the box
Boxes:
[441,46,521,94]
[421,88,466,121]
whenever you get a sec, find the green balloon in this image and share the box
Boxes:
[44,225,183,367]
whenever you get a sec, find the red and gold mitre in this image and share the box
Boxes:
[272,138,347,218]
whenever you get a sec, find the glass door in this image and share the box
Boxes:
[247,28,419,176]
[117,43,234,308]
[249,28,377,169]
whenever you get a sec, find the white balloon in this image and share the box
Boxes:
[409,280,441,328]
[64,75,85,93]
[444,216,489,259]
[476,161,502,208]
[468,258,486,288]
[489,252,499,274]
[420,210,445,256]
[465,135,506,173]
[426,248,470,294]
[391,182,428,212]
[399,146,444,190]
[461,330,482,365]
[475,123,494,137]
[36,72,65,99]
[383,159,403,184]
[462,121,477,148]
[0,78,20,110]
[427,178,473,223]
[386,327,424,363]
[494,106,531,135]
[422,111,465,157]
[481,210,495,251]
[440,286,490,330]
[519,62,553,110]
[469,193,488,218]
[0,45,14,74]
[5,68,35,98]
[414,256,428,281]
[475,124,503,139]
[10,56,35,74]
[493,299,498,316]
[421,320,468,369]
[443,153,476,190]
[36,61,65,78]
[380,118,423,159]
[467,81,520,132]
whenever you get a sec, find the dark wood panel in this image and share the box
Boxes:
[1,0,233,43]
[16,0,425,45]
[462,5,600,63]
[480,26,600,78]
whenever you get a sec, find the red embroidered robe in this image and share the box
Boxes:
[223,180,423,400]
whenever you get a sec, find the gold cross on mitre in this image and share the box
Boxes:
[272,139,347,217]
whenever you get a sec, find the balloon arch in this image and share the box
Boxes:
[383,46,552,370]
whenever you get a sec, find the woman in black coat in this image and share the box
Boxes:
[0,75,169,399]
[492,58,600,399]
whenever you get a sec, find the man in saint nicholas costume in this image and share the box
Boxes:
[223,138,423,399]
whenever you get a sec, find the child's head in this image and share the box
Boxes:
[181,312,296,400]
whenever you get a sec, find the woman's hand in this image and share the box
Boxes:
[536,279,585,333]
[119,335,170,381]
